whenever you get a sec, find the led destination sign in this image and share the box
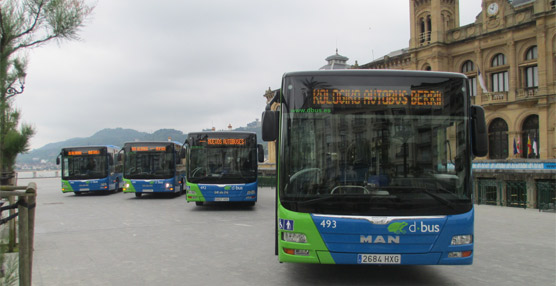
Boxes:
[67,150,101,156]
[206,138,246,146]
[131,146,167,152]
[312,88,442,107]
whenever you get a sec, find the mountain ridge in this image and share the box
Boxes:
[16,120,263,169]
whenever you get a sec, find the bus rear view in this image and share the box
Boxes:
[262,70,488,265]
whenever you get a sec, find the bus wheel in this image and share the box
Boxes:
[74,192,82,196]
[195,201,204,206]
[135,193,142,198]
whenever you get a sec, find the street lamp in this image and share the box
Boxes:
[6,74,26,99]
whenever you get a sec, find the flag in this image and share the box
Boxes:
[532,135,538,156]
[516,137,521,154]
[478,68,488,93]
[513,137,517,155]
[527,135,532,155]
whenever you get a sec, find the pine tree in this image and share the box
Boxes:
[0,0,93,184]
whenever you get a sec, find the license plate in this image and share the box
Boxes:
[142,189,153,193]
[80,188,89,191]
[215,197,229,201]
[357,254,401,264]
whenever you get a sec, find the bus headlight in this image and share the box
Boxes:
[282,232,307,243]
[451,235,473,245]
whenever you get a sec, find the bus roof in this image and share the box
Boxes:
[187,131,256,136]
[283,69,467,79]
[61,145,120,150]
[123,141,183,146]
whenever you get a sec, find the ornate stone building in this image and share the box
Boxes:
[359,0,555,209]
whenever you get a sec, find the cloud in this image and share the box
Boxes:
[13,0,483,150]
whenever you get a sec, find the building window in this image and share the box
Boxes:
[492,71,509,92]
[490,54,508,92]
[524,46,538,88]
[488,118,508,159]
[419,15,431,45]
[521,115,539,158]
[492,53,506,67]
[461,60,477,96]
[461,60,474,73]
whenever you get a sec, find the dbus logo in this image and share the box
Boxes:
[387,221,441,234]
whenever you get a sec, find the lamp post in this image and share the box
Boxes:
[6,74,25,99]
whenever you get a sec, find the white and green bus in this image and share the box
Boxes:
[262,70,488,265]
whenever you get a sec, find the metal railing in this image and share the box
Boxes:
[0,183,37,286]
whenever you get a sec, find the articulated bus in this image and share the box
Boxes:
[120,141,186,198]
[56,145,123,195]
[184,131,264,206]
[262,70,488,265]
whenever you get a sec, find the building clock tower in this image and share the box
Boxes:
[409,0,459,49]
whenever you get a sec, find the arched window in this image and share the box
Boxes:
[488,118,508,159]
[491,53,508,92]
[524,46,538,88]
[492,54,506,66]
[420,18,426,44]
[521,115,539,158]
[461,60,476,96]
[461,60,474,73]
[419,15,431,45]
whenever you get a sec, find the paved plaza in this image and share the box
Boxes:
[13,177,556,286]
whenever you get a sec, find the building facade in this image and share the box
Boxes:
[359,0,555,210]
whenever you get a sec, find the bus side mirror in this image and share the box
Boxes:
[262,111,279,142]
[257,144,264,163]
[471,105,488,157]
[108,155,114,165]
[56,156,60,165]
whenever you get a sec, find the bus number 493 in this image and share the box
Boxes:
[320,219,337,229]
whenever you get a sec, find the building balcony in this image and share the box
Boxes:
[516,87,538,99]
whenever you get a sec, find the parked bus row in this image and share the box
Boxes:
[56,131,264,205]
[57,70,488,266]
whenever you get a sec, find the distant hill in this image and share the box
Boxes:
[16,120,264,169]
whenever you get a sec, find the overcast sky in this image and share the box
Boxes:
[15,0,483,150]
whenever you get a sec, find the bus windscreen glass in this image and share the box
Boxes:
[280,74,471,216]
[188,133,258,184]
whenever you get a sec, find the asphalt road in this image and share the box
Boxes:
[13,177,556,286]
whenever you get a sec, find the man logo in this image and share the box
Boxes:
[360,235,400,244]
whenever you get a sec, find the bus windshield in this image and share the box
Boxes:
[279,72,472,216]
[188,133,258,184]
[124,151,175,179]
[62,154,107,180]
